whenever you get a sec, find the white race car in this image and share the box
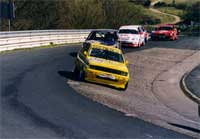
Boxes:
[118,25,148,48]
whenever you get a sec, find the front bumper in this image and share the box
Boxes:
[120,41,140,47]
[84,68,129,89]
[151,34,172,40]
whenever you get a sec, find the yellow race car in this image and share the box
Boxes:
[74,42,129,90]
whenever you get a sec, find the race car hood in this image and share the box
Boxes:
[152,30,171,34]
[88,57,128,73]
[86,40,117,46]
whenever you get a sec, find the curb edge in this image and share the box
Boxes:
[180,72,200,105]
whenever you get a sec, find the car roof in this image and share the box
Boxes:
[119,25,142,30]
[90,42,122,54]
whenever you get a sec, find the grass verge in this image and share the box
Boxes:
[157,7,184,17]
[145,8,176,24]
[162,0,200,4]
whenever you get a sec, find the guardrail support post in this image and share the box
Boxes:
[8,19,11,31]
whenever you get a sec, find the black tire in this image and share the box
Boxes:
[74,66,85,81]
[145,38,148,43]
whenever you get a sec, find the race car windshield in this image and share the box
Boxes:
[119,29,138,34]
[87,31,117,42]
[89,48,124,63]
[157,26,173,30]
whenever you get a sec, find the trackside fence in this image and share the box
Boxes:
[1,26,199,52]
[0,30,91,52]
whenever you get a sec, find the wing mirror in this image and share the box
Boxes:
[83,51,87,56]
[125,60,128,65]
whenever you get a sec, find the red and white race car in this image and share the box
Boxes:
[151,24,178,41]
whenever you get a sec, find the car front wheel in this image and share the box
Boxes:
[74,66,85,81]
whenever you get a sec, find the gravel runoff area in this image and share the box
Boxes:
[68,37,200,138]
[185,65,200,100]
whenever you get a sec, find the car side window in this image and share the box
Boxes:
[114,32,118,41]
[87,32,94,40]
[142,27,145,32]
[138,27,142,33]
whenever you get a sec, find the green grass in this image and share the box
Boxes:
[151,0,159,3]
[157,7,184,16]
[144,8,176,24]
[156,13,176,23]
[150,0,200,24]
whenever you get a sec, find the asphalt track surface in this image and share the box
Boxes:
[185,65,200,99]
[0,37,199,138]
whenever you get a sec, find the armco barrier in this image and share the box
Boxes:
[0,30,91,52]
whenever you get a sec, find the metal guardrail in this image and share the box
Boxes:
[0,30,91,52]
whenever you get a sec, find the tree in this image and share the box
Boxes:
[2,0,157,30]
[172,0,176,6]
[184,2,200,23]
[129,0,151,7]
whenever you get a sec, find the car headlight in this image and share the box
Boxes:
[132,38,139,41]
[120,71,128,76]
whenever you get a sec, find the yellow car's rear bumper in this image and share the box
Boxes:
[84,68,129,89]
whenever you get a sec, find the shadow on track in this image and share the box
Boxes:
[69,52,77,58]
[57,71,124,91]
[58,71,76,80]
